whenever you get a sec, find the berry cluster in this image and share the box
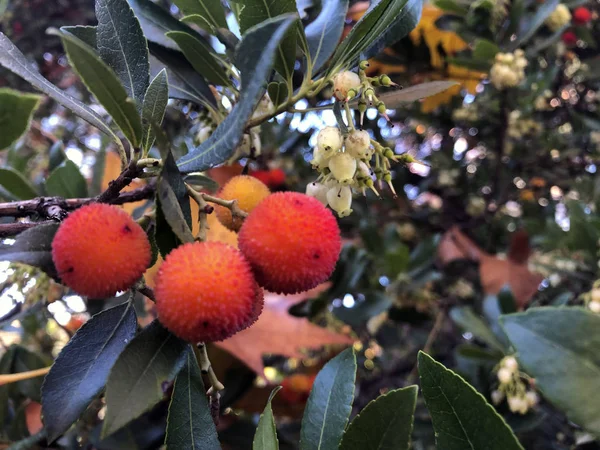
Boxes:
[489,50,528,90]
[492,356,539,415]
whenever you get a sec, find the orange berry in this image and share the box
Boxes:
[280,373,317,404]
[51,203,151,298]
[154,241,263,343]
[215,175,270,231]
[238,192,341,294]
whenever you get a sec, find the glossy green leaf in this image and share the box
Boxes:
[165,348,220,450]
[184,173,219,193]
[48,141,67,172]
[149,43,216,106]
[0,167,38,200]
[102,320,188,437]
[0,88,40,150]
[96,0,150,106]
[0,223,59,279]
[304,0,349,73]
[418,352,524,450]
[166,31,231,86]
[54,30,143,147]
[9,345,49,401]
[238,0,298,81]
[449,306,506,352]
[177,15,296,172]
[509,0,559,49]
[0,32,123,151]
[501,307,600,436]
[300,348,356,450]
[267,81,288,108]
[45,160,88,199]
[141,69,168,152]
[340,386,417,450]
[60,25,97,48]
[172,0,227,30]
[432,0,468,15]
[42,301,137,443]
[328,0,422,71]
[253,387,282,450]
[181,14,214,32]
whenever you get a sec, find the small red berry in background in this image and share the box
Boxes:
[249,168,287,188]
[573,7,592,25]
[562,30,578,46]
[279,373,317,404]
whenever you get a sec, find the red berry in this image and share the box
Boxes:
[238,192,342,294]
[573,7,592,25]
[268,168,286,187]
[249,170,272,186]
[562,30,577,46]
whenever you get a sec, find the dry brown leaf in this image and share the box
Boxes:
[215,284,353,376]
[438,226,543,308]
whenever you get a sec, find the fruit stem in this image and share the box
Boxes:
[0,367,51,386]
[201,194,248,220]
[196,342,224,426]
[185,184,212,242]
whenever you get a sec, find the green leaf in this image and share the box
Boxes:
[53,30,143,147]
[253,387,282,450]
[339,386,417,450]
[501,307,600,436]
[418,352,524,450]
[9,345,49,401]
[142,69,169,152]
[432,0,468,15]
[328,0,422,71]
[48,141,67,172]
[96,0,150,107]
[45,160,88,199]
[184,173,219,193]
[42,301,137,443]
[267,81,289,108]
[171,0,227,30]
[149,42,216,106]
[102,320,188,437]
[300,348,356,450]
[166,31,231,86]
[304,0,349,73]
[165,348,221,450]
[0,223,59,279]
[0,167,38,200]
[472,38,500,61]
[237,0,298,81]
[177,15,296,173]
[60,25,97,48]
[449,306,506,352]
[181,14,215,32]
[509,0,559,49]
[0,32,124,152]
[352,82,459,109]
[90,146,107,196]
[154,194,182,257]
[0,88,40,150]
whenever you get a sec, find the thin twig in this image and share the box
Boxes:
[96,160,143,204]
[138,286,156,302]
[406,309,446,384]
[196,343,224,426]
[0,367,51,386]
[0,221,55,238]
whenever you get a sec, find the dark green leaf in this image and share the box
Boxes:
[172,0,227,30]
[253,386,281,450]
[177,15,296,172]
[0,88,40,150]
[0,347,15,427]
[267,81,289,108]
[328,0,422,71]
[48,141,67,172]
[0,33,123,151]
[142,69,169,152]
[165,349,221,450]
[501,307,600,436]
[300,348,356,450]
[340,386,417,450]
[304,0,349,73]
[42,301,137,443]
[418,352,524,450]
[472,39,500,61]
[238,0,298,81]
[60,25,97,48]
[184,173,219,193]
[0,167,38,200]
[509,0,559,49]
[449,306,506,352]
[431,0,468,15]
[90,146,107,196]
[334,292,392,327]
[157,180,195,244]
[154,194,182,257]
[0,223,59,279]
[45,160,88,199]
[11,345,49,401]
[166,31,231,86]
[102,320,188,437]
[127,0,208,50]
[96,0,150,106]
[181,14,214,33]
[53,30,143,147]
[149,43,216,106]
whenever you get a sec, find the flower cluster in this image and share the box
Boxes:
[545,4,572,32]
[492,356,539,415]
[507,111,542,139]
[489,50,528,90]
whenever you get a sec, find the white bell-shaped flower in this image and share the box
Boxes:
[329,153,356,183]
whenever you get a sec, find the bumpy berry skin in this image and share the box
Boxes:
[215,175,270,231]
[238,192,342,294]
[51,203,151,298]
[154,241,263,343]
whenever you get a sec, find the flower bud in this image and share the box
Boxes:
[333,71,361,100]
[497,367,512,384]
[310,146,331,170]
[502,356,519,372]
[491,390,504,405]
[327,185,353,217]
[357,160,371,178]
[329,153,357,183]
[525,391,539,407]
[379,74,392,86]
[317,126,343,154]
[359,60,370,70]
[345,130,371,159]
[589,300,600,313]
[508,396,528,414]
[305,182,329,205]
